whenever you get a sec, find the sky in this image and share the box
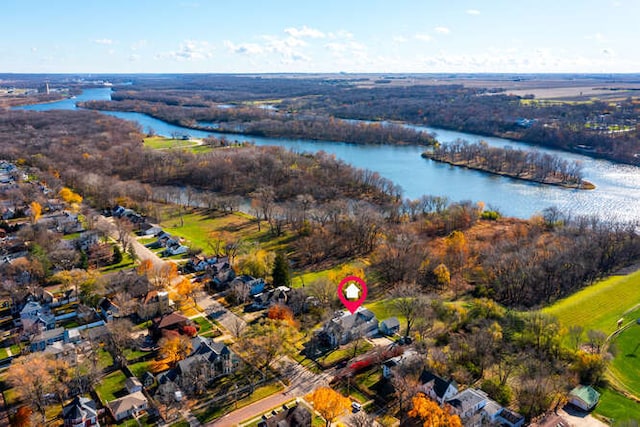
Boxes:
[2,0,639,74]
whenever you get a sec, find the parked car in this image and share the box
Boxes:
[352,401,362,412]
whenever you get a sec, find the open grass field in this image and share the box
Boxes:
[144,136,197,149]
[594,387,640,422]
[607,323,640,398]
[159,208,291,254]
[542,269,640,335]
[543,269,640,419]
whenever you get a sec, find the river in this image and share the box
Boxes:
[15,88,640,221]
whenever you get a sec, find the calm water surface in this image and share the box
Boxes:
[15,88,640,221]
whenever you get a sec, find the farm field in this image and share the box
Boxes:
[544,268,640,421]
[607,322,640,399]
[543,269,640,335]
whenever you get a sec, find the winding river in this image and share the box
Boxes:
[16,88,640,221]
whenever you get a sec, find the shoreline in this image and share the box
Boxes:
[421,152,596,190]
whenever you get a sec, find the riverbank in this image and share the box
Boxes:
[421,152,596,190]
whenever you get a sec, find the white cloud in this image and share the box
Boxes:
[31,47,37,52]
[129,54,141,62]
[327,30,354,39]
[224,40,265,55]
[434,27,451,35]
[393,35,408,43]
[466,9,480,15]
[93,38,113,45]
[158,40,213,61]
[415,34,432,42]
[284,25,325,39]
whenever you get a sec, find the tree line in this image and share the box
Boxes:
[423,139,589,188]
[80,98,437,146]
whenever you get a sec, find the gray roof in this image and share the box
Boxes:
[419,369,455,399]
[63,396,97,421]
[381,317,400,329]
[447,388,487,413]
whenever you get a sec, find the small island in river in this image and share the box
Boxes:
[422,140,596,190]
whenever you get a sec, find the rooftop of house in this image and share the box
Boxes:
[381,316,400,329]
[155,312,189,329]
[331,306,376,330]
[447,388,488,414]
[419,369,456,399]
[63,396,97,421]
[107,391,148,416]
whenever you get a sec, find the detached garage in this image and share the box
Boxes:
[568,385,600,411]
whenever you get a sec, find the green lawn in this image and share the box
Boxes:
[543,270,640,335]
[100,252,135,273]
[124,347,151,361]
[159,209,291,254]
[95,370,127,403]
[319,341,374,367]
[129,360,154,378]
[98,347,114,370]
[192,316,214,334]
[594,387,640,422]
[144,136,198,150]
[608,323,640,398]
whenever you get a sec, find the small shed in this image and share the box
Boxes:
[379,317,400,336]
[125,376,143,394]
[568,385,600,411]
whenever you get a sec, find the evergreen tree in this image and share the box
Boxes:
[112,245,123,264]
[271,251,291,287]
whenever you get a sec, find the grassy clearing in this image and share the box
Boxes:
[159,208,291,254]
[543,270,640,335]
[608,323,640,398]
[144,136,197,150]
[95,370,127,403]
[594,387,640,422]
[129,360,154,378]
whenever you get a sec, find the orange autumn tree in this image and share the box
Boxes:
[29,201,42,224]
[408,393,462,427]
[267,304,297,326]
[306,386,351,427]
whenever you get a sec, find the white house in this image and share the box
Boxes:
[107,391,148,422]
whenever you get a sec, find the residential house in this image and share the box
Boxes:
[150,312,190,339]
[98,297,120,322]
[29,327,65,351]
[382,356,402,379]
[44,341,77,366]
[138,290,173,320]
[142,372,155,388]
[379,317,400,336]
[495,408,525,427]
[568,385,600,411]
[139,222,162,236]
[164,242,189,256]
[231,275,266,296]
[125,376,143,394]
[446,388,488,426]
[250,286,292,310]
[20,300,55,332]
[481,399,504,424]
[257,403,312,427]
[63,396,99,427]
[107,391,148,422]
[418,369,458,405]
[319,307,379,348]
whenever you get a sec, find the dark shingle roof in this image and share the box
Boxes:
[419,370,454,399]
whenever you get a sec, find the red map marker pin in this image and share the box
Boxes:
[338,276,368,314]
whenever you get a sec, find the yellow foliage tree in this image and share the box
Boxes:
[158,334,192,367]
[328,264,365,285]
[59,187,83,204]
[176,277,196,305]
[306,386,351,427]
[408,393,463,427]
[29,201,42,224]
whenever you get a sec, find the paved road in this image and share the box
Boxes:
[208,357,333,426]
